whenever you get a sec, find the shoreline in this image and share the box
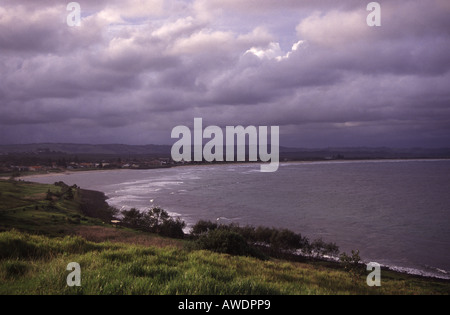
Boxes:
[16,158,450,281]
[17,157,450,180]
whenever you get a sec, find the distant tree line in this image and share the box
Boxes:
[190,220,340,261]
[120,207,186,239]
[120,209,341,262]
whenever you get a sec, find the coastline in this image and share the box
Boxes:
[17,157,450,180]
[16,178,450,282]
[17,158,450,281]
[17,168,124,180]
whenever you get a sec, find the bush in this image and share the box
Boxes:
[121,207,185,239]
[65,188,74,200]
[254,226,275,245]
[121,208,145,230]
[45,189,53,201]
[190,220,218,236]
[270,229,308,251]
[194,229,266,260]
[310,238,340,258]
[143,207,170,230]
[159,218,186,239]
[340,250,364,283]
[190,221,338,260]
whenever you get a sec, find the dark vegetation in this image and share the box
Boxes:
[2,144,450,179]
[1,143,450,160]
[192,229,267,260]
[1,179,449,295]
[0,178,341,263]
[340,250,365,283]
[118,211,341,262]
[77,188,118,223]
[0,179,105,236]
[189,220,339,261]
[120,207,185,239]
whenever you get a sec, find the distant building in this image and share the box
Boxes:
[79,163,94,168]
[28,166,44,172]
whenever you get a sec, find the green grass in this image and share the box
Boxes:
[1,179,449,295]
[0,180,103,236]
[0,230,449,295]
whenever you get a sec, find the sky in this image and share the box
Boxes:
[0,0,449,148]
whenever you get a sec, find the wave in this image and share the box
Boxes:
[382,264,450,280]
[26,162,450,282]
[279,158,450,168]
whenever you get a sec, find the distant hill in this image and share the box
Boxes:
[0,143,450,160]
[0,143,172,156]
[278,147,450,160]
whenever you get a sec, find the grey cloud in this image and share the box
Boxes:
[0,0,449,148]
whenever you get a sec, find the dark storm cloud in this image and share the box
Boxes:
[0,0,449,147]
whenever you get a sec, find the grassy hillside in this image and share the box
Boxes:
[2,230,450,295]
[0,180,107,236]
[0,179,180,247]
[0,179,449,295]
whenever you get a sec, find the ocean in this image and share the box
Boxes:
[24,159,450,279]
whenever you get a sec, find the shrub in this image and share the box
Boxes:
[121,208,145,229]
[190,220,218,237]
[310,238,340,258]
[190,221,338,260]
[194,229,266,260]
[159,218,186,239]
[270,229,308,252]
[340,250,364,283]
[45,189,53,201]
[121,207,185,239]
[143,207,170,231]
[65,188,74,200]
[232,225,256,242]
[254,226,275,245]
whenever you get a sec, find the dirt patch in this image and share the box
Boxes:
[73,225,184,249]
[24,193,46,201]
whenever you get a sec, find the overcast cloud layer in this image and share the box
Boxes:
[1,0,449,147]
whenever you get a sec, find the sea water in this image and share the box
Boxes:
[24,159,450,279]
